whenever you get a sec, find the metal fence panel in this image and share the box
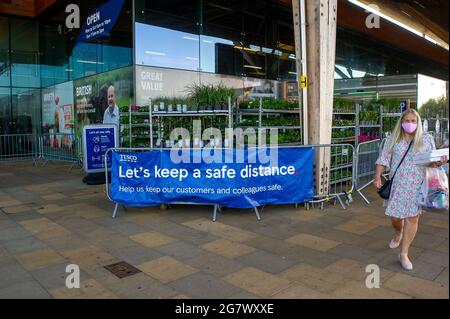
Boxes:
[40,133,81,165]
[0,134,40,163]
[329,144,355,196]
[1,133,82,169]
[355,139,382,204]
[426,118,448,147]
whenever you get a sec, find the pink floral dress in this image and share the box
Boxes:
[376,134,436,219]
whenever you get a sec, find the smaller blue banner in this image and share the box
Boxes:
[77,0,125,43]
[83,126,117,172]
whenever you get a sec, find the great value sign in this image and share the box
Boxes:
[110,147,315,208]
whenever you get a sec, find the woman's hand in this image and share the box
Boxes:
[373,175,383,189]
[428,156,448,168]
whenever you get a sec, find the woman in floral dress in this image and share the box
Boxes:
[374,109,447,271]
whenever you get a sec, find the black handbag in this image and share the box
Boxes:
[378,141,412,200]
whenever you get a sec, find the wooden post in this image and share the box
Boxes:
[293,0,337,195]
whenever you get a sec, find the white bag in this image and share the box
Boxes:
[418,168,449,211]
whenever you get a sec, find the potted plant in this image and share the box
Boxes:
[212,85,222,111]
[187,83,233,113]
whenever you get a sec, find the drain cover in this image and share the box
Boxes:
[104,261,141,279]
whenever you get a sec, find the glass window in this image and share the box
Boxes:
[335,28,388,78]
[0,87,11,134]
[41,63,72,88]
[242,0,267,79]
[10,18,40,88]
[71,42,102,79]
[11,51,41,88]
[135,0,200,71]
[241,1,296,80]
[135,23,200,71]
[0,17,10,87]
[96,0,133,74]
[201,0,244,77]
[102,43,133,72]
[39,22,71,87]
[11,88,41,134]
[39,0,133,81]
[274,4,296,80]
[200,0,296,80]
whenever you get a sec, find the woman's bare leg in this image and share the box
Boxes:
[391,217,403,243]
[400,215,420,266]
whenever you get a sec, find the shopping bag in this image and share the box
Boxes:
[418,168,449,211]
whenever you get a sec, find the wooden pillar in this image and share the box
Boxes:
[293,0,337,195]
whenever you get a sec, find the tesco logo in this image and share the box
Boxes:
[119,155,137,163]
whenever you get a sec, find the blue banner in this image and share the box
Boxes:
[110,148,314,208]
[77,0,125,43]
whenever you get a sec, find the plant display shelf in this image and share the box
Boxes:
[359,124,381,128]
[382,113,402,117]
[119,107,152,148]
[121,124,152,128]
[330,163,353,170]
[332,126,356,129]
[237,109,300,115]
[239,126,302,130]
[149,98,233,148]
[332,105,358,145]
[381,112,402,136]
[237,97,302,145]
[330,176,353,185]
[120,98,233,148]
[331,136,356,143]
[152,110,230,117]
[356,103,382,145]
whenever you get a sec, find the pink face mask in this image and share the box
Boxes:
[402,122,418,133]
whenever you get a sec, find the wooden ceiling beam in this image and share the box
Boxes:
[356,0,448,47]
[337,0,448,66]
[399,3,448,44]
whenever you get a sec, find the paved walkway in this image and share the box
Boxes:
[0,162,448,299]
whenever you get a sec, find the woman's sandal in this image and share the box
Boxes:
[389,234,402,249]
[399,253,413,271]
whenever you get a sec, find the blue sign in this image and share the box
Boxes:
[110,147,315,208]
[77,0,126,43]
[400,100,408,113]
[83,124,118,173]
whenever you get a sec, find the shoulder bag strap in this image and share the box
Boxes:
[391,141,413,181]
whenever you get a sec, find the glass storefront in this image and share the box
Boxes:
[0,16,41,134]
[0,0,448,135]
[0,0,133,134]
[0,17,9,88]
[134,0,296,81]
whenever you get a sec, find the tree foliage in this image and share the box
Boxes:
[419,96,449,119]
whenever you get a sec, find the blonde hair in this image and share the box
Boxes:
[388,108,424,153]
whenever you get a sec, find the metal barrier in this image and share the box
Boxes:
[0,134,40,164]
[355,139,382,204]
[40,133,82,169]
[0,133,82,169]
[426,118,449,147]
[307,143,356,210]
[104,144,356,220]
